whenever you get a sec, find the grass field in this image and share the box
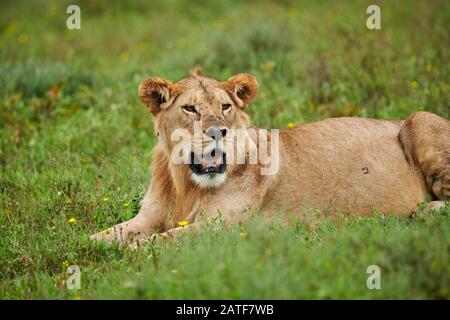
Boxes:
[0,0,449,299]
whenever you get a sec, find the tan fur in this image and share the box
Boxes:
[399,111,450,199]
[92,72,450,244]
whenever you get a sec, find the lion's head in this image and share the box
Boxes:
[138,69,258,189]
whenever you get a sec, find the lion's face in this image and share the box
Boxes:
[138,72,258,188]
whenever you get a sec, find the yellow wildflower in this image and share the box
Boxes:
[425,64,433,73]
[102,197,109,202]
[410,81,418,89]
[18,33,28,44]
[63,260,69,268]
[287,122,296,129]
[177,221,189,227]
[68,217,77,223]
[240,232,248,238]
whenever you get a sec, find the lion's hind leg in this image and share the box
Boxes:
[399,111,450,200]
[427,201,447,211]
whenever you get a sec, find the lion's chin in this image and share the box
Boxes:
[191,172,226,189]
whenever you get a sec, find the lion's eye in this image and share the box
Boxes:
[182,105,197,114]
[222,103,231,111]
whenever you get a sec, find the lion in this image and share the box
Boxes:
[92,69,450,245]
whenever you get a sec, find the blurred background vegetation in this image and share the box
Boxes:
[0,0,449,299]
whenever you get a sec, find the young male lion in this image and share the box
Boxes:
[92,69,449,245]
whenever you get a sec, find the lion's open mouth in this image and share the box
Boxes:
[189,149,226,175]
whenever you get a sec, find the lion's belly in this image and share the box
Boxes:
[262,117,428,217]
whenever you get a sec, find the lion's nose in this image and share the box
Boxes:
[204,127,228,140]
[220,128,228,137]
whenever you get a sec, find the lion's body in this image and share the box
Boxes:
[92,71,450,244]
[260,117,427,217]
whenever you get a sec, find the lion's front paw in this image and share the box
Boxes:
[90,223,145,245]
[126,232,167,249]
[90,228,114,242]
[149,231,170,243]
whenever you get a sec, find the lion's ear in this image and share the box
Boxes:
[138,77,173,115]
[222,73,258,109]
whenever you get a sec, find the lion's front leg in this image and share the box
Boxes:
[146,188,264,244]
[90,217,151,244]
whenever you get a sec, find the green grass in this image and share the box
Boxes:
[0,0,449,299]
